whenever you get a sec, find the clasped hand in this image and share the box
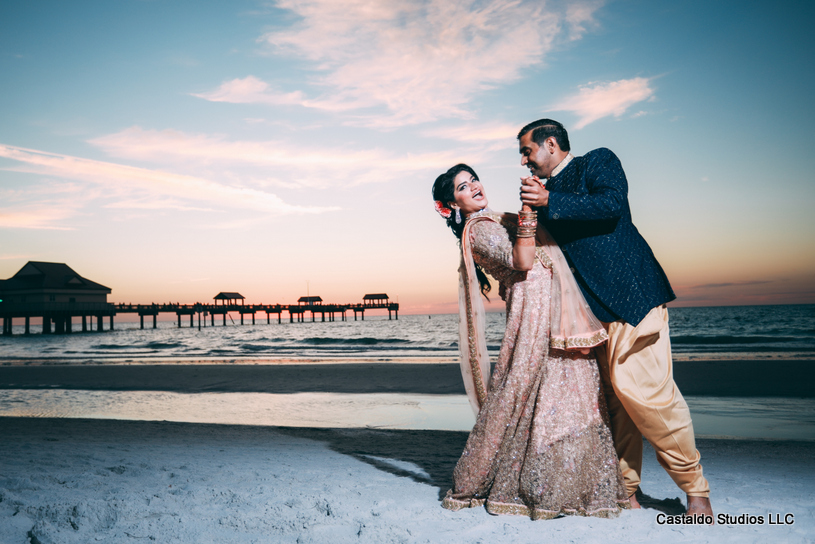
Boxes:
[520,175,549,208]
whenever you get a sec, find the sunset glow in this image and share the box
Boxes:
[1,0,813,312]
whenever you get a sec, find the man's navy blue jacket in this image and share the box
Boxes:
[537,148,675,326]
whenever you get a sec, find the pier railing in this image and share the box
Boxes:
[112,301,399,327]
[1,299,398,335]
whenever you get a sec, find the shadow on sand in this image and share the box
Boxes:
[280,427,694,510]
[634,489,686,515]
[279,427,468,500]
[0,417,706,509]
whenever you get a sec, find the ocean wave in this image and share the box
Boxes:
[145,341,185,349]
[670,335,806,345]
[672,345,815,353]
[240,344,275,352]
[298,337,411,345]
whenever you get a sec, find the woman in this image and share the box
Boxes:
[432,164,628,519]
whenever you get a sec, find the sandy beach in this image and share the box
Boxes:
[0,417,812,544]
[1,360,814,542]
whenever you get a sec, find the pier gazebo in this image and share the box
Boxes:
[214,292,245,305]
[362,293,390,307]
[0,261,114,334]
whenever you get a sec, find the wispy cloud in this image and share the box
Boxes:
[0,144,335,215]
[550,77,655,129]
[89,126,478,187]
[196,0,605,126]
[0,207,76,230]
[192,76,310,107]
[694,280,774,289]
[422,122,519,143]
[564,0,604,40]
[0,179,87,230]
[103,199,213,212]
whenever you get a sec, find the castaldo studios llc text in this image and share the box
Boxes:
[656,513,795,526]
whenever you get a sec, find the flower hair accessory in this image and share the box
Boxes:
[434,200,452,219]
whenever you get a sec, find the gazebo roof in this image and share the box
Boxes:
[363,293,389,300]
[298,296,322,303]
[214,292,244,300]
[0,261,111,293]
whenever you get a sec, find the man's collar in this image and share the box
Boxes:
[548,153,574,179]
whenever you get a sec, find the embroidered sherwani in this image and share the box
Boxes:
[442,214,628,519]
[539,149,710,498]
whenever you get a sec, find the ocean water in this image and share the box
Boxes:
[1,304,814,362]
[2,305,814,440]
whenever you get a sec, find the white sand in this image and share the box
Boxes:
[1,417,812,544]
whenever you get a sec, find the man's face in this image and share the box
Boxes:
[519,132,554,178]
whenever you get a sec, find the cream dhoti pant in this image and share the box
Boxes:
[595,305,710,498]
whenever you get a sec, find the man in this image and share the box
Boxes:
[517,118,713,516]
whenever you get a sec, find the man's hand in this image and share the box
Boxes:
[520,176,549,208]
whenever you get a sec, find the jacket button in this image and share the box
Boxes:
[552,213,559,219]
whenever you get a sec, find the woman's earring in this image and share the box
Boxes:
[455,208,462,224]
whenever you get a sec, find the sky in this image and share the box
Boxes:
[1,0,814,315]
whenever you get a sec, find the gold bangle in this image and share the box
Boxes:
[517,209,537,238]
[517,224,537,238]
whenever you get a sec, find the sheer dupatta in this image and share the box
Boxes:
[458,213,608,415]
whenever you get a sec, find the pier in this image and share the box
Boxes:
[1,295,399,335]
[0,262,399,336]
[113,296,399,330]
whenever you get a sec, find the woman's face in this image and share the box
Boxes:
[451,170,488,216]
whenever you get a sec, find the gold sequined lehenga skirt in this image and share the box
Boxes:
[442,348,629,519]
[443,264,629,519]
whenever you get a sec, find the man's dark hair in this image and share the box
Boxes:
[517,119,570,152]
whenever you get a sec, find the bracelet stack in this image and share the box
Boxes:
[517,210,537,238]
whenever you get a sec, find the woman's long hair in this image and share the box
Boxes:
[432,164,492,300]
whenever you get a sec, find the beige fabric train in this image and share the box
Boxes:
[595,305,710,498]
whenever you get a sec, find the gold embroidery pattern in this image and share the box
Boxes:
[461,218,490,408]
[549,153,574,179]
[441,494,486,511]
[478,212,554,270]
[443,497,626,520]
[550,329,609,350]
[535,246,553,269]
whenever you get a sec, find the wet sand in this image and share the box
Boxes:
[0,359,813,397]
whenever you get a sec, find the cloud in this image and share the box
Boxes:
[693,280,773,289]
[0,144,335,215]
[0,208,76,230]
[89,126,478,187]
[0,179,87,230]
[196,0,605,126]
[103,199,213,212]
[550,77,655,129]
[422,122,519,143]
[192,76,310,107]
[564,0,604,40]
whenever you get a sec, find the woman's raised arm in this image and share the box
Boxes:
[512,205,537,271]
